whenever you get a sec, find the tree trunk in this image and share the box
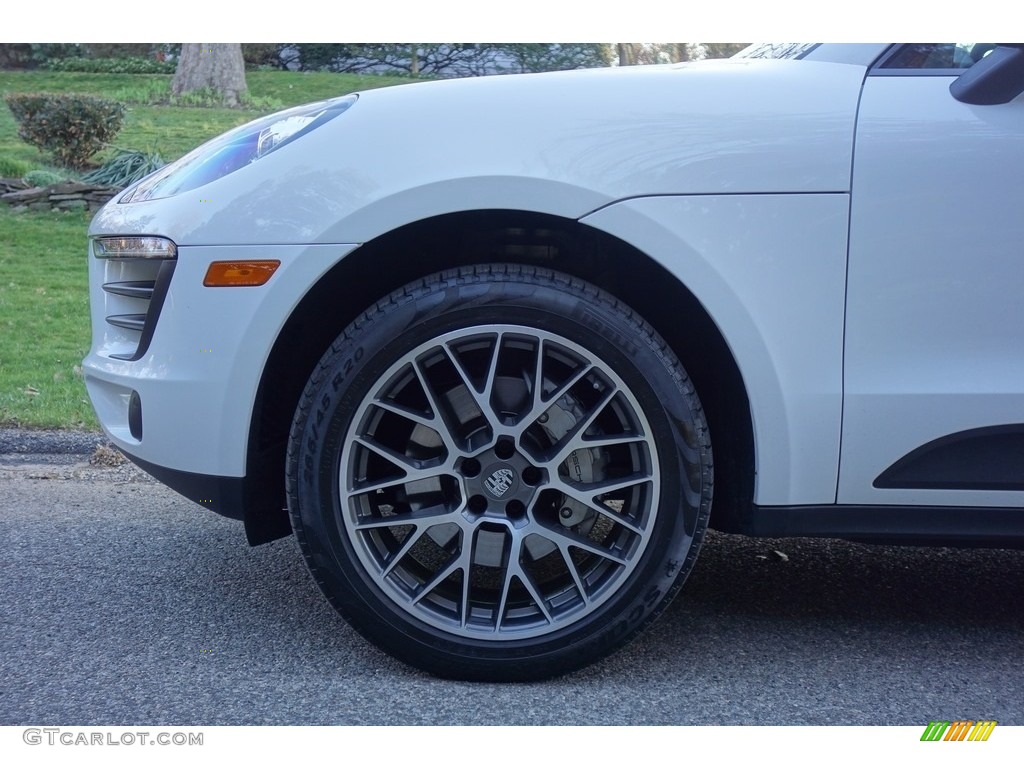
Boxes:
[171,44,248,107]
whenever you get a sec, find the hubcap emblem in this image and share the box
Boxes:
[484,468,515,498]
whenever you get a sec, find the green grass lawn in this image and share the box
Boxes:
[0,68,415,429]
[0,207,95,428]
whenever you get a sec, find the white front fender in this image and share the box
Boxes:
[581,193,849,506]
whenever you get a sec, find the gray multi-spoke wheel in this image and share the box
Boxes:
[343,325,660,639]
[287,265,712,681]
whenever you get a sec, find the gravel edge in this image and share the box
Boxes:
[0,427,106,456]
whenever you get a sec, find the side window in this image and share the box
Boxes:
[880,43,994,70]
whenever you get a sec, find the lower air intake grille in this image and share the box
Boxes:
[101,260,176,361]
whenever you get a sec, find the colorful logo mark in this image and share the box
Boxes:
[920,720,996,742]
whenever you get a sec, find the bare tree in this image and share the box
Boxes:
[324,44,502,77]
[172,44,248,107]
[503,44,612,73]
[616,44,692,66]
[699,43,750,59]
[617,44,639,66]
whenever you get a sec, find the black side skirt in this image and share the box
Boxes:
[744,504,1024,548]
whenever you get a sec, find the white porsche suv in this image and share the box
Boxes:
[83,43,1024,681]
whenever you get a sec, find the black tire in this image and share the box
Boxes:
[286,264,712,681]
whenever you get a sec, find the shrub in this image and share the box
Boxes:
[4,93,126,169]
[30,44,83,66]
[242,44,287,70]
[79,43,171,60]
[0,44,82,69]
[22,169,66,187]
[0,156,33,178]
[83,148,165,188]
[42,56,176,74]
[0,44,33,70]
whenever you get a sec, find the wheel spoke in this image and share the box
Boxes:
[381,525,429,576]
[494,535,553,631]
[411,542,471,606]
[349,475,419,496]
[371,397,442,431]
[460,560,473,628]
[367,398,460,482]
[531,523,629,567]
[528,339,544,413]
[568,472,652,498]
[515,566,554,623]
[348,436,452,495]
[410,358,470,452]
[516,362,594,436]
[476,528,515,632]
[442,336,502,430]
[557,543,592,606]
[573,434,646,451]
[545,385,619,466]
[494,554,516,633]
[353,503,459,530]
[550,482,646,535]
[352,435,430,474]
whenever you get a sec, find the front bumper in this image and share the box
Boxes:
[83,241,358,500]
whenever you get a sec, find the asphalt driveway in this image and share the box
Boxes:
[1,430,1022,725]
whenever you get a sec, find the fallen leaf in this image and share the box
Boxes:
[90,444,126,467]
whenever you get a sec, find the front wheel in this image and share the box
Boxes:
[286,265,712,681]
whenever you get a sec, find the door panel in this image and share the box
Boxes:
[841,70,1024,506]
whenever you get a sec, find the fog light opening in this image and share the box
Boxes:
[128,390,143,441]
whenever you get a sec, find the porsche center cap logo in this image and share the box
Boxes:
[484,468,515,498]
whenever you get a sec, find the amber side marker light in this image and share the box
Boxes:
[203,260,281,287]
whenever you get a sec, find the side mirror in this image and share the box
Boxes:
[950,44,1024,105]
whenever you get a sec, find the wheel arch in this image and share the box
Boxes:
[242,209,755,544]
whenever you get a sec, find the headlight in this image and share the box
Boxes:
[93,236,177,259]
[120,94,358,203]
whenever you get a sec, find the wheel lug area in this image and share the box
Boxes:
[494,438,516,460]
[459,436,546,524]
[504,500,527,520]
[521,465,543,486]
